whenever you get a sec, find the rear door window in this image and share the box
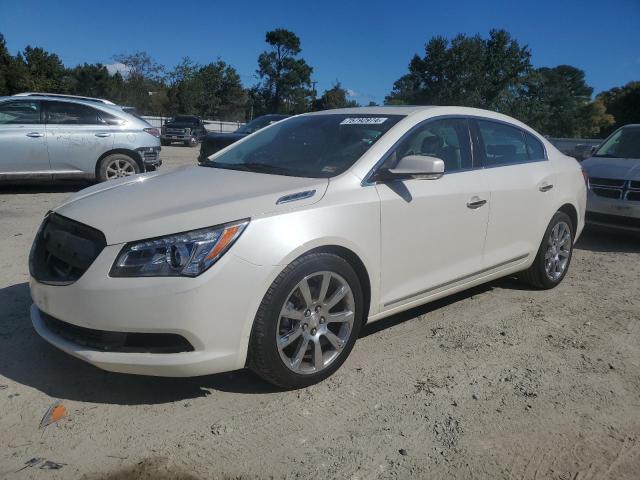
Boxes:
[524,131,546,160]
[0,101,41,124]
[476,120,529,166]
[45,101,100,125]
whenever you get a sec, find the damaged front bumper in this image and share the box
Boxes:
[137,146,162,171]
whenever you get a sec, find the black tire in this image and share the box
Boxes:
[184,136,198,147]
[249,252,364,389]
[161,139,170,146]
[97,153,140,182]
[519,211,574,289]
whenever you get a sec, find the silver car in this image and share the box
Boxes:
[0,93,162,182]
[582,124,640,232]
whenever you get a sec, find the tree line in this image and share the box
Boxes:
[0,28,637,137]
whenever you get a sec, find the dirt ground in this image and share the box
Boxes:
[1,146,639,479]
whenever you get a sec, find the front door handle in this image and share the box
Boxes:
[95,132,111,138]
[467,197,487,209]
[26,132,44,138]
[539,183,554,192]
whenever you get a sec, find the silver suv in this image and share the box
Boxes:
[0,93,162,182]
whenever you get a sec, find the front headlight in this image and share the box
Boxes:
[110,219,248,278]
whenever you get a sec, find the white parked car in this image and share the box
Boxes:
[29,106,586,388]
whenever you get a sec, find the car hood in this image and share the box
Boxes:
[582,156,640,180]
[53,166,328,245]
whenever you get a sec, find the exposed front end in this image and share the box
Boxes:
[586,177,640,232]
[28,213,269,377]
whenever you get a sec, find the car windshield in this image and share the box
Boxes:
[204,114,403,178]
[595,126,640,159]
[236,116,284,134]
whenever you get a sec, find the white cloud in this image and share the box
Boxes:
[105,62,130,76]
[346,89,358,98]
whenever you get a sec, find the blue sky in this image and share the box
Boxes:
[1,0,639,104]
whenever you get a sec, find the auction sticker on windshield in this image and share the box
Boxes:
[340,117,388,125]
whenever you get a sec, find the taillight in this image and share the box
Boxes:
[144,127,160,138]
[581,167,588,186]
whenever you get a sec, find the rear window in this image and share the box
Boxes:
[98,110,126,126]
[45,101,100,125]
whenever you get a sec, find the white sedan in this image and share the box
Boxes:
[29,106,587,388]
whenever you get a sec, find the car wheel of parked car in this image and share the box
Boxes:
[161,139,170,146]
[98,153,140,182]
[249,253,364,389]
[184,136,198,148]
[520,211,574,289]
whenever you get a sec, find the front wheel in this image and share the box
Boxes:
[519,211,574,289]
[249,253,364,389]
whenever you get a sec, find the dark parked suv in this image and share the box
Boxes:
[198,114,288,163]
[161,115,207,147]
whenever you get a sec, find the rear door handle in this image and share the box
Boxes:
[466,197,487,209]
[26,132,44,138]
[539,183,554,192]
[95,132,111,138]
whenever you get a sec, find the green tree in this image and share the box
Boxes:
[255,28,313,114]
[513,65,613,137]
[112,51,166,114]
[312,82,358,110]
[597,81,640,136]
[386,29,531,110]
[21,45,67,92]
[0,33,10,95]
[167,58,247,120]
[65,63,122,100]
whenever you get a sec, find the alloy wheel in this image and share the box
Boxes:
[105,158,136,179]
[276,271,355,374]
[544,220,571,281]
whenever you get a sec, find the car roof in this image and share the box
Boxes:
[12,92,116,105]
[1,94,147,125]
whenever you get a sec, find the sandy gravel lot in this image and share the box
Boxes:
[1,146,639,479]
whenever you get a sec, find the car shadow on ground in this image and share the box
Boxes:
[0,181,94,195]
[0,280,504,404]
[575,227,640,253]
[0,282,279,405]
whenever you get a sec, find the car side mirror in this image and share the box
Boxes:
[375,155,445,182]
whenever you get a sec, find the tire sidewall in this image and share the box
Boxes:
[98,154,140,182]
[251,254,364,388]
[534,211,574,288]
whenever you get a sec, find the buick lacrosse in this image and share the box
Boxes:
[30,106,586,388]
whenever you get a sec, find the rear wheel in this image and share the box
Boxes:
[97,153,140,182]
[249,253,364,389]
[520,211,574,289]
